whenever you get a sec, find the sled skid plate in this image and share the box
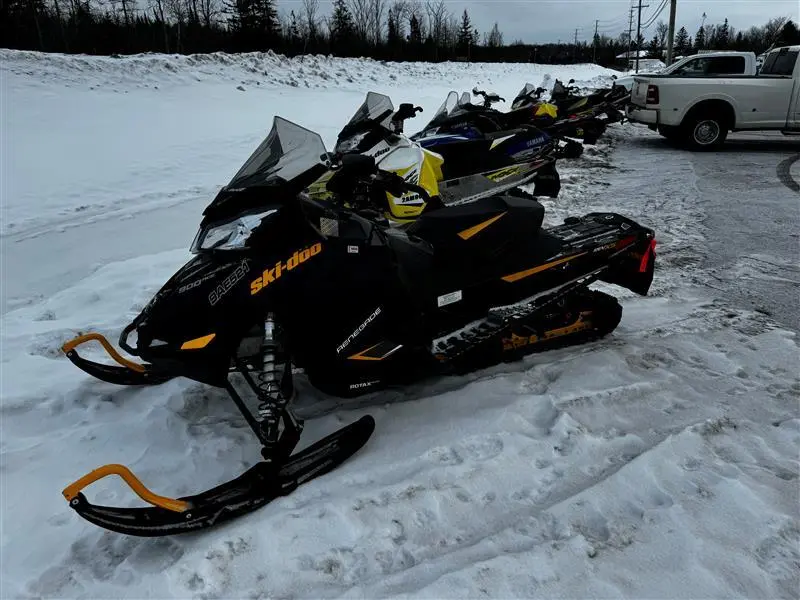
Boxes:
[62,333,172,386]
[63,415,375,536]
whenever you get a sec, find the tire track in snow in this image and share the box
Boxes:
[776,153,800,193]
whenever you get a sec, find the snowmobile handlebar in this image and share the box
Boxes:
[472,89,506,108]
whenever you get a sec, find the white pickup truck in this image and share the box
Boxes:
[626,45,800,149]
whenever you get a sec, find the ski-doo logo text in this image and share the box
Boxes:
[209,259,251,306]
[337,307,381,354]
[250,243,322,295]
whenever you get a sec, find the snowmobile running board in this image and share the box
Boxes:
[61,333,173,386]
[62,415,375,536]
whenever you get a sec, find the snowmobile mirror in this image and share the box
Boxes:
[568,78,575,84]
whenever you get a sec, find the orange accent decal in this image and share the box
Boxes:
[62,464,191,513]
[61,333,146,373]
[348,342,384,361]
[457,212,507,240]
[501,252,587,283]
[180,333,216,350]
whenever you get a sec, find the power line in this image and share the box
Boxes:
[642,0,668,29]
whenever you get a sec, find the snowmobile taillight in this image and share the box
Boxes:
[646,85,659,105]
[63,463,191,513]
[615,234,637,250]
[639,238,657,273]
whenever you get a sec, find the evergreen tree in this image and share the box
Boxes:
[329,0,354,48]
[717,18,729,47]
[288,10,301,42]
[694,24,705,50]
[647,33,659,57]
[778,19,800,44]
[485,21,502,47]
[674,25,689,54]
[457,9,472,52]
[387,6,404,49]
[408,13,422,45]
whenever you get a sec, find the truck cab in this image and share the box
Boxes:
[614,51,757,92]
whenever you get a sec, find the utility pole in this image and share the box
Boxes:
[627,5,635,65]
[593,19,599,63]
[666,0,677,65]
[635,0,650,73]
[574,28,579,61]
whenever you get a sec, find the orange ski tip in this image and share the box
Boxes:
[62,463,190,513]
[61,333,146,373]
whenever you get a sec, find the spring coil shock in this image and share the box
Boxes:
[255,313,285,443]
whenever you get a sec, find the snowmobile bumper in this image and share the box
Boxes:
[62,415,375,536]
[61,332,173,386]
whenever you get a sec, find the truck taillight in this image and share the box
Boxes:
[646,85,659,104]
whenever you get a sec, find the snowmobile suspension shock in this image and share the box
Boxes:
[254,313,290,452]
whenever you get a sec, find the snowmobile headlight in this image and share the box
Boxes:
[335,131,369,154]
[190,209,278,253]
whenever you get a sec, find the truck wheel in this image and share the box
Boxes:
[683,114,728,150]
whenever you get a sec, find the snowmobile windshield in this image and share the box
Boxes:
[227,116,328,190]
[514,84,536,102]
[339,92,395,138]
[421,91,459,130]
[511,84,539,109]
[336,92,396,153]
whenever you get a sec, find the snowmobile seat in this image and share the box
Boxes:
[406,195,545,270]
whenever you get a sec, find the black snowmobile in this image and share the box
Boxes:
[548,79,628,122]
[414,87,597,149]
[60,116,657,537]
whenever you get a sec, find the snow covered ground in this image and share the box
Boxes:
[2,51,798,599]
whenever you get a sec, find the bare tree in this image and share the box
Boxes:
[349,0,370,42]
[149,0,169,51]
[302,0,319,42]
[655,20,668,50]
[197,0,217,28]
[763,16,789,46]
[425,0,447,46]
[389,0,409,38]
[167,0,188,51]
[369,0,386,45]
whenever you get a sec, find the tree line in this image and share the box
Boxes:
[2,0,798,65]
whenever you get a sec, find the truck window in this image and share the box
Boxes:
[671,55,745,76]
[706,56,745,74]
[760,49,798,76]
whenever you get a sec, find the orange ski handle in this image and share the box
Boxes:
[62,333,146,373]
[63,464,191,513]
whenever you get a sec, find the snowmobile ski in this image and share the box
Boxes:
[62,332,173,386]
[63,415,375,536]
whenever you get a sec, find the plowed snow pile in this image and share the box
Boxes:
[1,50,798,600]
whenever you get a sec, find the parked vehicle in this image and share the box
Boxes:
[625,45,800,149]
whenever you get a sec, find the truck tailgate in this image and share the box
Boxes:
[630,78,650,106]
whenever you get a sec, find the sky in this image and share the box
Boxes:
[282,0,800,45]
